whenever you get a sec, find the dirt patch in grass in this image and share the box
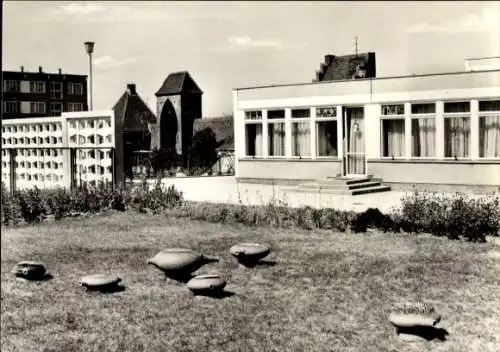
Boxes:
[1,212,499,352]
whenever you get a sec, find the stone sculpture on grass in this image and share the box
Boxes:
[12,261,47,281]
[147,248,219,281]
[389,302,447,342]
[230,243,271,267]
[80,274,123,293]
[186,274,227,296]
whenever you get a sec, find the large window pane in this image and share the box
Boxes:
[479,115,500,158]
[245,110,262,120]
[268,110,285,119]
[291,122,310,157]
[411,103,435,114]
[268,123,285,156]
[444,101,470,113]
[381,104,404,115]
[479,100,500,112]
[245,124,263,156]
[291,108,310,118]
[444,117,470,157]
[411,118,435,157]
[381,119,405,157]
[316,120,338,157]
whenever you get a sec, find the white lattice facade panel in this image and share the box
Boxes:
[2,120,65,190]
[67,115,114,187]
[1,111,116,191]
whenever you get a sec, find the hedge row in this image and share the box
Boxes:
[1,181,499,242]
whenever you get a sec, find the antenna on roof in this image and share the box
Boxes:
[355,36,359,57]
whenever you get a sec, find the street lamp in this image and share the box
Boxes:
[84,41,95,111]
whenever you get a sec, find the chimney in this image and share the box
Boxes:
[38,66,43,73]
[325,55,335,66]
[58,68,62,74]
[127,83,137,95]
[20,66,24,72]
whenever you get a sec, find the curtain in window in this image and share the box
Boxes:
[445,117,470,158]
[411,118,435,157]
[254,125,263,156]
[348,110,365,174]
[386,120,405,157]
[292,122,310,157]
[480,115,500,158]
[269,123,285,156]
[245,124,262,156]
[317,121,337,156]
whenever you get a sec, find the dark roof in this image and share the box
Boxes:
[193,116,234,150]
[155,71,203,96]
[112,84,157,131]
[315,52,376,82]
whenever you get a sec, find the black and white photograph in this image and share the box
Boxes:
[1,1,499,351]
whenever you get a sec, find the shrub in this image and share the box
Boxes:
[394,190,500,242]
[16,187,50,223]
[1,181,21,226]
[45,188,73,220]
[129,178,183,214]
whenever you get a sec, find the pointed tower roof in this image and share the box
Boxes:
[155,71,203,96]
[112,83,157,131]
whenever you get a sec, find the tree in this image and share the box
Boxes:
[188,128,224,174]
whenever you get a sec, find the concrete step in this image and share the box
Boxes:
[291,185,392,195]
[298,180,382,191]
[326,176,372,185]
[348,181,382,190]
[351,185,391,195]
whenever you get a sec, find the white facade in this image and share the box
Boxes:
[1,110,116,190]
[233,69,500,187]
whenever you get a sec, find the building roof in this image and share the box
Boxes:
[155,71,203,97]
[112,84,157,131]
[315,52,376,82]
[193,115,234,150]
[2,66,87,79]
[234,68,500,91]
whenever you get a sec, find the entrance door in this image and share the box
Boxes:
[343,107,366,176]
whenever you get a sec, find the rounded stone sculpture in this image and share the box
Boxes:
[147,248,219,275]
[12,261,47,280]
[80,274,122,291]
[389,313,441,328]
[186,274,227,295]
[230,243,271,266]
[389,302,442,342]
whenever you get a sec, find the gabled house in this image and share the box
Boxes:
[112,83,156,177]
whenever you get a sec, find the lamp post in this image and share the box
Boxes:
[84,41,95,111]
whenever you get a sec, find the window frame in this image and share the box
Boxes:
[410,102,437,159]
[68,102,84,112]
[30,102,46,114]
[50,102,63,116]
[30,81,46,93]
[443,100,471,159]
[68,82,84,95]
[50,82,63,99]
[3,80,20,92]
[266,109,286,158]
[478,99,500,159]
[243,110,263,157]
[290,108,311,158]
[3,101,19,114]
[315,106,338,159]
[380,104,406,159]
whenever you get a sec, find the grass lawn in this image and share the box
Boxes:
[1,211,499,352]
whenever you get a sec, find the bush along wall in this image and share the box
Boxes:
[1,181,498,242]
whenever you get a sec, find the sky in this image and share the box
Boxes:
[2,1,499,118]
